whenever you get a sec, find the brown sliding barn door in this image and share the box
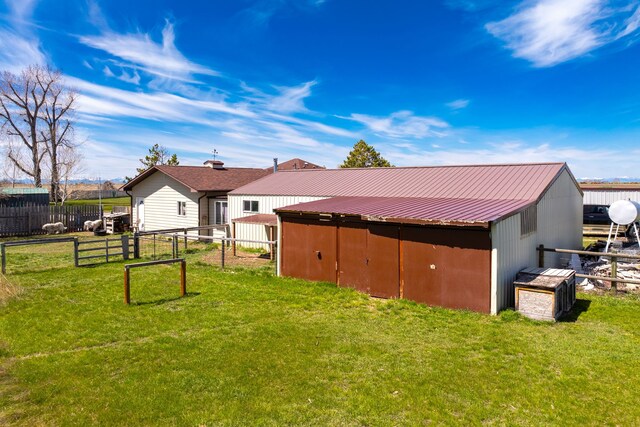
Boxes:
[337,222,400,299]
[366,224,400,298]
[281,217,337,283]
[337,222,369,293]
[401,226,491,313]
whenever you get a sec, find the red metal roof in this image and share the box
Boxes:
[233,213,278,226]
[275,197,533,227]
[122,165,271,192]
[232,162,573,202]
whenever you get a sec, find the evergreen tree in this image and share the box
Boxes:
[136,144,179,174]
[340,140,393,168]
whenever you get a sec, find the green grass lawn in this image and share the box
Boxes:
[62,196,131,212]
[0,239,639,426]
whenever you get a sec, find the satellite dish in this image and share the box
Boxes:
[608,200,640,225]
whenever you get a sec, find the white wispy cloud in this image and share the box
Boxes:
[0,0,46,72]
[447,99,470,110]
[0,26,46,72]
[268,80,317,113]
[79,20,217,82]
[339,110,450,139]
[486,0,640,67]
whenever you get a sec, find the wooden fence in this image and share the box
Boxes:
[0,204,102,237]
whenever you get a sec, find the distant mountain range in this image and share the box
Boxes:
[1,178,127,185]
[578,178,640,183]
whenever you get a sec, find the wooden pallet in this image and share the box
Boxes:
[583,224,627,237]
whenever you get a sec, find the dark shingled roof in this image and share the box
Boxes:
[272,158,324,171]
[121,165,271,192]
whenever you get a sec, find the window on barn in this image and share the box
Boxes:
[177,201,187,216]
[520,205,537,236]
[243,200,259,213]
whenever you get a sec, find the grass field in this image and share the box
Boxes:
[0,237,639,425]
[62,196,131,212]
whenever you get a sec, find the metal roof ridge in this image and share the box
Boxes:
[272,162,566,172]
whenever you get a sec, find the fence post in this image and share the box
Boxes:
[611,255,618,293]
[269,226,275,261]
[105,238,110,263]
[180,260,187,296]
[133,232,140,259]
[538,244,544,268]
[73,237,79,267]
[1,243,5,274]
[124,267,131,304]
[184,229,188,250]
[221,239,225,269]
[232,222,237,256]
[122,235,130,260]
[172,235,178,258]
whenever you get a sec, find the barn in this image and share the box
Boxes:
[230,162,583,314]
[580,183,640,205]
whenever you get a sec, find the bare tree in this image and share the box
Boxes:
[0,65,78,202]
[39,70,76,203]
[56,145,84,205]
[0,65,52,187]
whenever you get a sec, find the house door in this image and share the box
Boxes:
[136,197,145,231]
[209,199,228,225]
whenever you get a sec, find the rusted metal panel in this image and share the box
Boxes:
[337,222,368,292]
[281,217,336,283]
[401,225,491,313]
[367,224,400,298]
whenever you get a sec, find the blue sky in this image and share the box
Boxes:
[1,0,640,180]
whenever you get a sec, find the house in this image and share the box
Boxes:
[121,160,270,235]
[229,162,583,314]
[580,182,640,205]
[269,158,325,171]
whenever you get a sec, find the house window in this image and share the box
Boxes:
[243,200,259,213]
[521,205,537,236]
[177,201,187,216]
[214,201,228,225]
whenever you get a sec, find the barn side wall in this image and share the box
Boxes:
[492,169,583,313]
[228,195,326,248]
[130,172,201,233]
[583,190,640,205]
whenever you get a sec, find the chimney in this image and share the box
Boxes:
[273,158,278,173]
[204,160,225,169]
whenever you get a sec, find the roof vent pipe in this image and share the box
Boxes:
[273,158,278,173]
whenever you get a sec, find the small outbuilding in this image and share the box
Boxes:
[0,187,49,207]
[232,162,583,314]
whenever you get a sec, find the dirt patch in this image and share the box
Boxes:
[200,248,273,268]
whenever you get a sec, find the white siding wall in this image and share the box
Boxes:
[492,170,583,313]
[131,172,201,233]
[583,190,640,205]
[228,195,326,248]
[491,216,537,313]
